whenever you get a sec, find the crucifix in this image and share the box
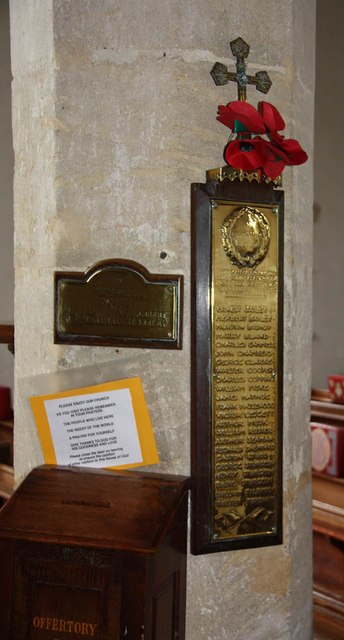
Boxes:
[191,37,284,555]
[210,38,272,101]
[210,37,272,101]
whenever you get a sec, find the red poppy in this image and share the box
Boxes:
[217,99,308,178]
[257,140,288,179]
[224,138,264,171]
[268,132,308,166]
[258,101,285,133]
[224,137,285,179]
[217,101,265,133]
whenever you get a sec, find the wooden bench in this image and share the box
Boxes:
[0,464,14,505]
[311,391,344,638]
[0,419,13,466]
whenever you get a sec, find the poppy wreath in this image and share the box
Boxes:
[217,100,308,180]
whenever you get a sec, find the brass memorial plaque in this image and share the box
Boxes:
[191,178,283,554]
[190,34,294,554]
[212,200,279,541]
[55,260,183,349]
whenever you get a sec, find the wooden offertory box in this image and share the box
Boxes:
[0,465,190,640]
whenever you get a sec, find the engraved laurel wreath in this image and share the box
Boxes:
[221,206,271,269]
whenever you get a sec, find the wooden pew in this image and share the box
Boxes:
[0,419,13,466]
[311,390,344,638]
[0,324,15,507]
[0,464,14,506]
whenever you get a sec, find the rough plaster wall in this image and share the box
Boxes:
[10,1,315,638]
[0,0,14,389]
[312,0,344,388]
[10,0,56,473]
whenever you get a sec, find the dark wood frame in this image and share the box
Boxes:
[54,259,183,350]
[191,175,284,554]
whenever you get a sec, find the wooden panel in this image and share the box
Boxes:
[0,466,190,551]
[311,394,344,424]
[0,324,14,354]
[313,532,344,602]
[0,419,13,466]
[313,473,344,511]
[0,463,14,501]
[0,467,190,640]
[0,324,14,345]
[153,575,175,640]
[11,544,122,640]
[313,470,344,637]
[314,603,344,640]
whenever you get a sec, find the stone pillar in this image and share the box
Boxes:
[0,0,14,388]
[10,1,315,638]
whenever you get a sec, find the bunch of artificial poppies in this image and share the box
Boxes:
[217,100,307,180]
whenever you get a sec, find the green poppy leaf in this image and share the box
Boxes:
[233,119,248,133]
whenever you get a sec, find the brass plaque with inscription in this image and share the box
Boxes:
[55,259,183,349]
[191,176,283,554]
[212,201,279,541]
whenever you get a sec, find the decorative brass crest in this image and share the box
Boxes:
[220,206,271,268]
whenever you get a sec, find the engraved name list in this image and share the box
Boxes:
[211,202,280,541]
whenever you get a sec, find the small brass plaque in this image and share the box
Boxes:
[55,260,183,349]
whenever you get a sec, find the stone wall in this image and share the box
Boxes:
[10,1,316,638]
[0,0,14,390]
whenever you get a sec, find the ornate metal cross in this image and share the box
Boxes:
[211,37,272,101]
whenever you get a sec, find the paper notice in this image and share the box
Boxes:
[30,377,159,470]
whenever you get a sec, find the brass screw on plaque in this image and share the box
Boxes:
[210,36,272,101]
